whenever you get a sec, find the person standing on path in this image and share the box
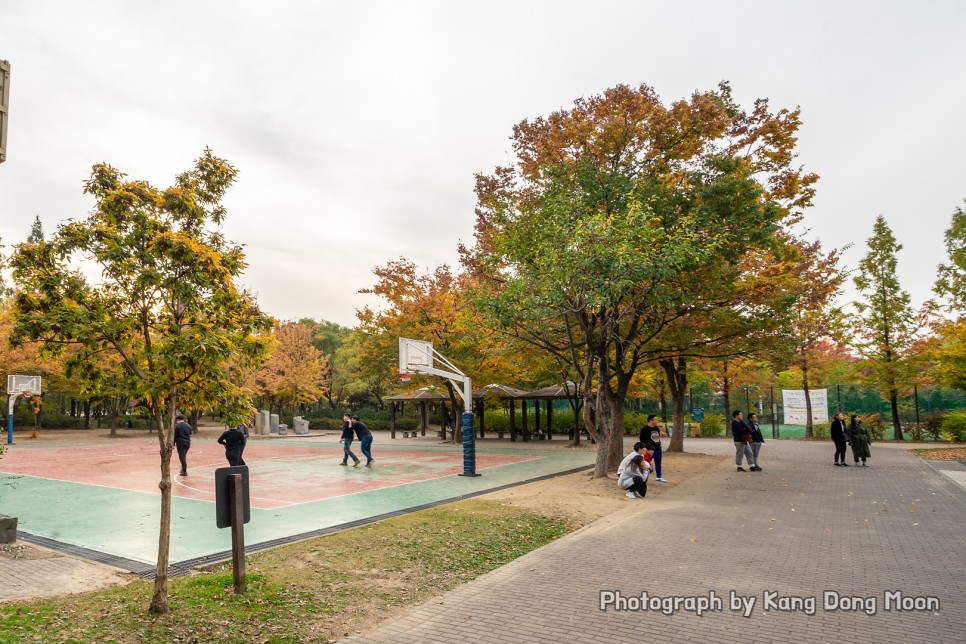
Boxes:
[218,424,247,466]
[340,413,360,467]
[748,412,764,471]
[352,415,374,467]
[173,413,192,477]
[848,414,872,466]
[641,414,667,482]
[732,410,759,472]
[830,412,849,466]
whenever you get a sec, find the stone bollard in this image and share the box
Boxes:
[259,410,271,436]
[0,514,18,544]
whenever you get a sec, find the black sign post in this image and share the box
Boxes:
[215,465,250,593]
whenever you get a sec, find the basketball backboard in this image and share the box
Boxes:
[7,375,41,395]
[399,338,433,374]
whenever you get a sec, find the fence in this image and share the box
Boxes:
[625,384,966,439]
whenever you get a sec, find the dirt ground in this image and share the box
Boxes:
[1,432,722,602]
[482,450,727,527]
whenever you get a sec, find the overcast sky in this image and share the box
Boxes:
[1,0,964,327]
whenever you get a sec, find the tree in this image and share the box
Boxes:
[299,318,352,408]
[26,215,44,244]
[934,199,966,312]
[256,321,329,418]
[852,215,922,440]
[783,240,848,436]
[9,150,273,613]
[465,83,817,474]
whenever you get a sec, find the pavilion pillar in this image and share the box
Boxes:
[521,399,530,442]
[546,400,553,440]
[390,402,396,439]
[420,402,428,436]
[509,400,517,441]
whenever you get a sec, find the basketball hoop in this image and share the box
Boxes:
[400,373,411,385]
[22,391,31,399]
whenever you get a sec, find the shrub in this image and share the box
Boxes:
[907,424,925,442]
[698,413,725,436]
[924,412,945,441]
[623,413,647,437]
[862,413,886,441]
[941,413,966,443]
[812,422,829,439]
[482,410,512,434]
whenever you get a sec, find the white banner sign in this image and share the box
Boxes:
[782,389,829,425]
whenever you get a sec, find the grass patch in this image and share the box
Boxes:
[0,500,573,643]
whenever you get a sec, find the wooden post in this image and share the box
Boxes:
[477,400,485,438]
[229,473,246,594]
[390,402,396,439]
[509,400,517,441]
[546,400,553,440]
[521,399,529,442]
[420,402,427,436]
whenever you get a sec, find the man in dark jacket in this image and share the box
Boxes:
[340,412,360,467]
[640,415,666,482]
[174,413,192,476]
[352,416,374,467]
[748,412,764,472]
[732,410,758,472]
[218,425,247,466]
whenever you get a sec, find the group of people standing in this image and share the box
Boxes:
[340,413,374,467]
[830,412,872,466]
[732,410,764,472]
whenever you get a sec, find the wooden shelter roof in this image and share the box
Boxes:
[473,383,529,400]
[518,382,580,399]
[386,387,450,402]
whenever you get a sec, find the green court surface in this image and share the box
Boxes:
[0,434,594,574]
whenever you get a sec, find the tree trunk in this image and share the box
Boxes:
[890,389,904,440]
[723,372,732,438]
[661,357,688,453]
[149,394,177,614]
[659,378,668,423]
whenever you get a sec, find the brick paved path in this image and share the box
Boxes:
[0,546,127,602]
[345,440,966,643]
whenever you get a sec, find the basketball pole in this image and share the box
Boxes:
[6,394,15,445]
[400,338,479,477]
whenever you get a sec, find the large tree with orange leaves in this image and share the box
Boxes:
[464,82,817,475]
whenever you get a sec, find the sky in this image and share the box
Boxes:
[1,0,964,328]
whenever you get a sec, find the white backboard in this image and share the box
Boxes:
[7,374,42,395]
[399,338,433,374]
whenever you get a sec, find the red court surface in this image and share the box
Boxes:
[0,439,538,510]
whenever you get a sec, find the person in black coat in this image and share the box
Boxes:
[340,412,360,466]
[173,413,192,476]
[732,410,759,472]
[830,412,849,466]
[352,416,374,467]
[218,424,247,466]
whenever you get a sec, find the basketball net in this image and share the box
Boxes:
[400,373,411,385]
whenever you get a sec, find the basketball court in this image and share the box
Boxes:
[0,431,594,574]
